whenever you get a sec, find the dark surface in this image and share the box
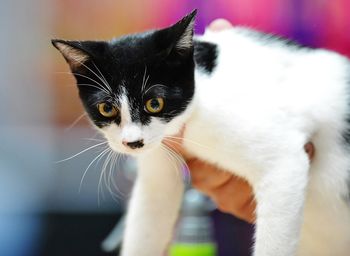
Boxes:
[212,210,254,256]
[38,211,253,256]
[40,213,122,256]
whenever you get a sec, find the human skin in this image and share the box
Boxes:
[163,19,315,223]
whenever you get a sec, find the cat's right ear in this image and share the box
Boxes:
[154,10,197,58]
[51,39,91,72]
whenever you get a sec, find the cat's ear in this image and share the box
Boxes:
[172,9,197,52]
[51,39,91,71]
[155,9,197,57]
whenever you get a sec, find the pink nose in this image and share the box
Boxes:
[122,139,144,149]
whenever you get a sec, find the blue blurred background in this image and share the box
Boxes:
[1,0,349,255]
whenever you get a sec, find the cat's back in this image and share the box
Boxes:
[194,27,350,130]
[190,26,350,176]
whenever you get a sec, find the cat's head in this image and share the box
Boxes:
[52,10,197,155]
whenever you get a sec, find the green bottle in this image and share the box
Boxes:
[170,189,217,256]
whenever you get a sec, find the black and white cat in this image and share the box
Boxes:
[52,10,350,256]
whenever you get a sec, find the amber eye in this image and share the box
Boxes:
[145,97,165,114]
[97,102,118,118]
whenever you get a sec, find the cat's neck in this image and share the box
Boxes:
[163,40,217,137]
[164,92,199,136]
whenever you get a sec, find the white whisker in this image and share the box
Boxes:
[55,141,108,163]
[98,149,114,204]
[144,83,166,95]
[112,153,128,198]
[91,61,113,92]
[165,135,213,151]
[64,113,87,132]
[162,142,191,184]
[160,145,182,183]
[141,65,148,94]
[107,152,125,200]
[82,138,105,142]
[68,57,112,93]
[77,83,110,94]
[79,147,110,193]
[56,71,111,95]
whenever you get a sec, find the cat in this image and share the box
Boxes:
[52,10,350,256]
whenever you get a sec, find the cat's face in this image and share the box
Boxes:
[53,11,196,155]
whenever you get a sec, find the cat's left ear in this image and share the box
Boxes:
[51,39,106,73]
[51,39,90,71]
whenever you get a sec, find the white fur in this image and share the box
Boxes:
[106,28,350,256]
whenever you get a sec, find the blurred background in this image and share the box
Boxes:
[1,0,349,255]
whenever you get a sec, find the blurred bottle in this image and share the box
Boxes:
[170,189,217,256]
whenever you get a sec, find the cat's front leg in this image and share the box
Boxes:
[253,150,310,256]
[121,146,184,256]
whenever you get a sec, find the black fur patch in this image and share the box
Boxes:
[194,41,218,73]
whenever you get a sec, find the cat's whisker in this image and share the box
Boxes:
[55,141,108,163]
[143,75,150,93]
[160,145,182,184]
[113,153,128,197]
[98,150,123,203]
[144,83,166,95]
[163,141,191,180]
[91,61,113,92]
[98,149,114,204]
[104,151,117,200]
[76,83,110,94]
[79,147,110,193]
[64,112,87,132]
[106,152,117,199]
[164,145,190,186]
[56,71,109,94]
[164,135,214,151]
[82,138,105,142]
[161,143,191,184]
[141,65,148,94]
[68,57,112,93]
[108,152,125,200]
[162,137,183,147]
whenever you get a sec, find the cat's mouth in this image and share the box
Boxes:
[107,139,161,155]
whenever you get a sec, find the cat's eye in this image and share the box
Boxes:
[97,102,118,118]
[145,97,164,114]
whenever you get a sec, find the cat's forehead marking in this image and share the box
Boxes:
[119,89,132,126]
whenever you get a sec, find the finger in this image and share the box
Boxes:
[211,177,256,223]
[188,159,256,223]
[207,19,233,31]
[188,159,232,190]
[216,193,256,223]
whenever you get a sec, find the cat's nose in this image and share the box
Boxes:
[122,139,144,149]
